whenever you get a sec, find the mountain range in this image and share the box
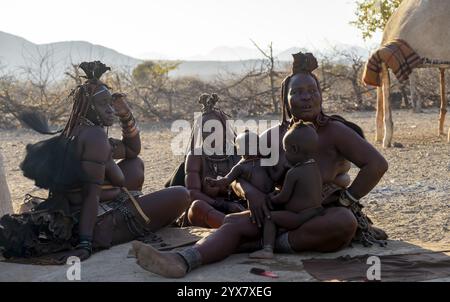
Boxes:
[0,31,372,81]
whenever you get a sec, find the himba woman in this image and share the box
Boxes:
[0,61,190,262]
[168,93,246,229]
[130,52,389,278]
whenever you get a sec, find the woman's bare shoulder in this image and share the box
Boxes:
[260,123,283,146]
[77,126,110,154]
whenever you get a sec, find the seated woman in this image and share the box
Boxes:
[0,61,190,262]
[182,93,245,228]
[130,52,389,278]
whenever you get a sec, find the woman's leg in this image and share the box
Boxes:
[111,186,191,244]
[132,211,260,278]
[118,157,145,191]
[187,200,225,228]
[132,207,357,278]
[286,207,357,253]
[195,211,260,263]
[137,186,191,232]
[112,187,190,245]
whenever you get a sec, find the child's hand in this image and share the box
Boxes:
[206,177,228,189]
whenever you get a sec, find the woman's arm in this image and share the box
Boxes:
[185,152,221,207]
[232,178,271,228]
[332,121,388,199]
[111,94,141,159]
[78,127,111,255]
[206,164,243,188]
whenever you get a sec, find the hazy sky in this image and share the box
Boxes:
[1,0,381,59]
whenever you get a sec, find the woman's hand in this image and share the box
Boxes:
[112,93,131,117]
[232,179,271,228]
[268,191,277,201]
[247,188,272,228]
[265,192,276,208]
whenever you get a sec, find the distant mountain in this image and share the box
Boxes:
[0,31,372,81]
[187,46,264,61]
[0,31,140,79]
[0,32,266,80]
[137,51,171,61]
[169,59,272,79]
[0,31,36,69]
[183,44,371,63]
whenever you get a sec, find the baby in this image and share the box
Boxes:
[205,130,274,194]
[249,121,324,259]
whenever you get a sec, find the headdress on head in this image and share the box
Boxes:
[198,93,220,113]
[189,93,236,155]
[280,52,329,127]
[62,61,111,137]
[291,52,318,74]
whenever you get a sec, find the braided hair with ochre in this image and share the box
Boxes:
[62,61,111,137]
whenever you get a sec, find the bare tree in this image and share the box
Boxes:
[319,48,376,110]
[339,49,366,106]
[214,63,277,117]
[19,46,68,123]
[0,65,25,127]
[64,63,83,86]
[251,40,279,114]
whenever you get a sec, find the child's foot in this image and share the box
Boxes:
[131,241,187,278]
[249,248,274,259]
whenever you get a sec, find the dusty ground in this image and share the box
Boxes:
[0,108,449,246]
[0,236,448,282]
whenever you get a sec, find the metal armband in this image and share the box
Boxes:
[338,189,359,207]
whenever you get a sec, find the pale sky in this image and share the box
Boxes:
[1,0,381,59]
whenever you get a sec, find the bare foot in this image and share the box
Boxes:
[131,241,187,278]
[249,248,274,259]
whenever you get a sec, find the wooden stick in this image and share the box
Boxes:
[382,63,393,148]
[439,68,447,136]
[375,86,384,143]
[0,152,13,216]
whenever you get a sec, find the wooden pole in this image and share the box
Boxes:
[439,68,447,135]
[375,86,384,143]
[382,64,393,148]
[0,152,13,216]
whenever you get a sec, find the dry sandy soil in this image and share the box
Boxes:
[0,109,449,246]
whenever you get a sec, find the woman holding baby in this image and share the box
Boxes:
[132,52,389,278]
